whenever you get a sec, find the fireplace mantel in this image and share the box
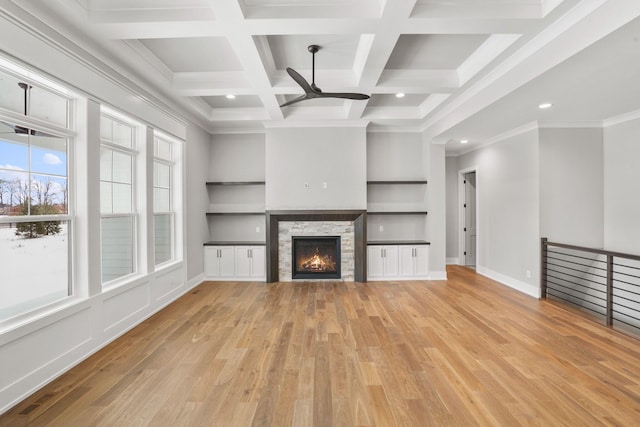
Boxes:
[266,210,367,282]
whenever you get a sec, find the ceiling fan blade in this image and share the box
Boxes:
[13,125,58,138]
[286,67,314,94]
[279,94,312,107]
[318,92,370,101]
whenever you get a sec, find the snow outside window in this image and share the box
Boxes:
[0,69,72,321]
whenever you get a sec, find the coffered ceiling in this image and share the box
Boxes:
[7,0,640,154]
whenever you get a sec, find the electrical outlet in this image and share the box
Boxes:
[304,182,309,189]
[323,182,327,189]
[255,226,260,233]
[379,225,384,232]
[526,270,531,279]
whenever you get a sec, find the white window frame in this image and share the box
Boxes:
[152,133,176,268]
[0,66,76,322]
[99,110,140,286]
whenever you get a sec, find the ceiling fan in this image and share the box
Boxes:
[280,44,370,107]
[0,82,57,139]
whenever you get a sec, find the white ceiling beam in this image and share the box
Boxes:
[410,2,543,19]
[207,0,283,120]
[241,3,380,20]
[456,34,521,86]
[173,72,253,96]
[347,0,418,119]
[209,108,270,121]
[92,21,223,39]
[377,70,459,92]
[402,18,537,34]
[418,94,450,118]
[93,17,532,40]
[363,107,423,120]
[421,0,640,139]
[88,8,214,24]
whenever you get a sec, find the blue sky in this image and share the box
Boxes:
[0,138,67,177]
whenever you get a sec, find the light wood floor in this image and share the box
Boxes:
[3,266,640,426]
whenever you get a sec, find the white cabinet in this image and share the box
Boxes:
[204,246,235,279]
[235,246,265,279]
[204,245,265,281]
[399,245,429,278]
[367,245,399,279]
[368,244,429,280]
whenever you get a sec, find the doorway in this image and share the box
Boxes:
[463,171,477,268]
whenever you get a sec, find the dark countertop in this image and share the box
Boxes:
[204,241,266,246]
[367,240,430,245]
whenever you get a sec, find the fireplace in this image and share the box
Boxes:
[292,236,341,279]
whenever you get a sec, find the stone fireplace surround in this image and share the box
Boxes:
[266,210,366,282]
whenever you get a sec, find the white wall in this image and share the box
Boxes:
[265,127,367,210]
[209,133,265,181]
[445,156,459,262]
[604,117,640,253]
[457,129,541,297]
[0,9,206,414]
[539,128,604,247]
[367,132,425,179]
[427,141,447,278]
[185,123,211,280]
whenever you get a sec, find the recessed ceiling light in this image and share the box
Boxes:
[226,94,236,100]
[460,139,468,144]
[395,93,405,98]
[538,102,553,109]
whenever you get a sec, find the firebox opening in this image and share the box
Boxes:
[292,236,341,279]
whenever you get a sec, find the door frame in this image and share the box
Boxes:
[458,166,479,266]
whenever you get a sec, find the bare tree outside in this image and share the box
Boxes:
[15,177,62,238]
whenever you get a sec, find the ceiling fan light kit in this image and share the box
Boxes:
[280,44,370,108]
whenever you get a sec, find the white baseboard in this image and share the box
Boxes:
[446,258,459,265]
[187,273,205,290]
[429,271,448,280]
[476,266,540,298]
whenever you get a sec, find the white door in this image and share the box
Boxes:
[218,246,236,277]
[399,246,415,277]
[414,245,429,277]
[250,246,265,278]
[204,247,219,277]
[464,172,477,267]
[367,246,385,278]
[235,246,252,277]
[383,246,399,277]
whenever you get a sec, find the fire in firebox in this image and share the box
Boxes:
[298,247,337,272]
[292,236,341,279]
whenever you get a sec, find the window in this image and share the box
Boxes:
[100,112,137,284]
[153,135,174,266]
[0,68,73,321]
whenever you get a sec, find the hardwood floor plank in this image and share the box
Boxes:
[3,266,640,426]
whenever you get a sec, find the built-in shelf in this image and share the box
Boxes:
[367,180,428,185]
[367,240,430,245]
[206,212,265,216]
[367,211,428,215]
[206,181,265,186]
[204,241,265,246]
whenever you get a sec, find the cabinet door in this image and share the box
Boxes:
[398,246,415,277]
[250,246,265,278]
[234,246,252,277]
[218,246,236,277]
[414,245,429,277]
[383,246,399,277]
[367,246,385,278]
[204,247,219,277]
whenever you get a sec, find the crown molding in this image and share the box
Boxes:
[603,109,640,128]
